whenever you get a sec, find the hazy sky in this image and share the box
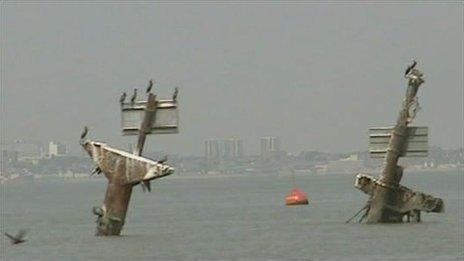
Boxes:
[2,2,463,156]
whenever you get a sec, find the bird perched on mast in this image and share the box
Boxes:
[404,60,417,77]
[146,79,154,93]
[119,92,126,104]
[80,126,88,140]
[172,87,179,102]
[130,88,137,104]
[79,126,88,146]
[141,180,151,192]
[91,166,102,176]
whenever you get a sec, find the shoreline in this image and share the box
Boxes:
[1,167,461,184]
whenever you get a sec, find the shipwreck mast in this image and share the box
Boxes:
[354,61,444,223]
[81,81,179,235]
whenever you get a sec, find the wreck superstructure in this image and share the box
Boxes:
[81,83,179,235]
[354,62,444,223]
[83,141,174,235]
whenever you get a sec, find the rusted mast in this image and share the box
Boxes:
[134,93,157,192]
[90,94,159,236]
[96,164,133,236]
[81,81,179,236]
[365,63,424,223]
[134,94,157,156]
[83,139,173,236]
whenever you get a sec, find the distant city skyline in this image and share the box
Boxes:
[3,4,463,156]
[205,138,243,160]
[3,136,462,158]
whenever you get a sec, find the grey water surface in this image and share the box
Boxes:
[1,171,462,261]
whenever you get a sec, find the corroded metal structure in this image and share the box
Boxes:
[83,141,173,235]
[81,82,179,235]
[354,62,444,223]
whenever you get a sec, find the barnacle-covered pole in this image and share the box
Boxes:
[353,62,444,223]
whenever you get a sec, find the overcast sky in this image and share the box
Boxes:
[2,2,463,156]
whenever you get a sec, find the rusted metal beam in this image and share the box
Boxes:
[365,67,423,223]
[134,93,157,156]
[81,83,180,236]
[82,92,170,236]
[83,141,174,236]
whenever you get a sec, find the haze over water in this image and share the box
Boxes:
[2,3,463,261]
[2,171,462,260]
[3,3,463,155]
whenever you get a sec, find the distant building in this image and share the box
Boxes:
[222,138,243,159]
[49,141,67,157]
[260,137,281,157]
[205,139,220,160]
[205,138,243,160]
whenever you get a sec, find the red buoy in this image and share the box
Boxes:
[285,187,309,206]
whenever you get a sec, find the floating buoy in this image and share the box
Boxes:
[285,187,309,206]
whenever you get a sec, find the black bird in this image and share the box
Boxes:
[80,126,88,140]
[404,60,417,77]
[146,79,154,93]
[141,180,151,192]
[90,166,102,176]
[119,92,126,104]
[4,229,27,245]
[158,155,168,164]
[131,89,137,104]
[172,87,179,101]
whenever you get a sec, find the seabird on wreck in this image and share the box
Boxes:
[404,60,417,77]
[146,79,154,93]
[172,87,179,101]
[80,126,88,140]
[130,89,137,104]
[119,92,126,104]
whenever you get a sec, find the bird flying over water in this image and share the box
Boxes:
[80,126,88,140]
[404,60,417,77]
[119,92,126,104]
[4,229,27,245]
[146,79,154,93]
[131,89,137,104]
